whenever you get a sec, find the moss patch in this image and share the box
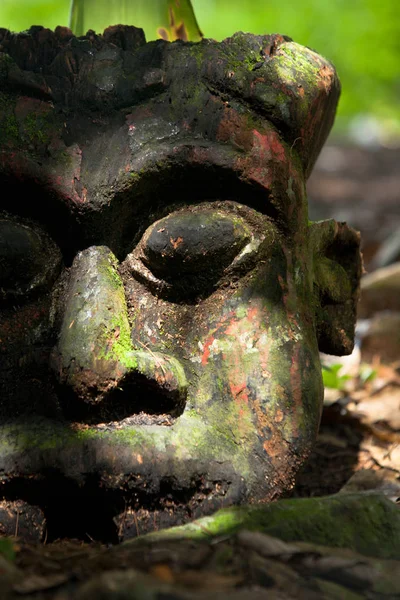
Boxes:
[0,92,19,147]
[128,493,400,560]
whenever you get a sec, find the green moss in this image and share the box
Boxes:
[90,251,138,368]
[0,91,64,155]
[0,53,14,81]
[222,32,264,73]
[97,251,122,290]
[0,92,20,146]
[128,493,400,560]
[21,112,50,146]
[188,43,204,70]
[106,317,138,370]
[1,411,244,461]
[314,256,352,303]
[277,42,321,86]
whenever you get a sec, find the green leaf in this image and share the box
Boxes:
[69,0,203,41]
[322,364,350,391]
[324,364,343,375]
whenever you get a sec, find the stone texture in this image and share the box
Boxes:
[0,26,361,541]
[359,262,400,318]
[359,311,400,363]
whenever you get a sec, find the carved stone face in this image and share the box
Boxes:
[0,26,361,541]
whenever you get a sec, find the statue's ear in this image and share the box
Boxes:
[310,220,362,355]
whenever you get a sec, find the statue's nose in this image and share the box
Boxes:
[51,246,187,421]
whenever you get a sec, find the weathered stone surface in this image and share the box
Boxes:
[0,26,361,541]
[0,27,340,246]
[359,262,400,318]
[371,228,400,269]
[311,219,361,355]
[359,311,400,363]
[0,213,61,301]
[51,245,187,415]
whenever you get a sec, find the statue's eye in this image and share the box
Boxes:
[0,219,62,302]
[126,207,259,300]
[141,211,251,279]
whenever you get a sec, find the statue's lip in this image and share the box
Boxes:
[0,412,247,479]
[0,414,251,541]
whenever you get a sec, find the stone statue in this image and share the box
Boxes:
[0,26,361,541]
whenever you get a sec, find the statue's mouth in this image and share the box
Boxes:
[0,406,248,543]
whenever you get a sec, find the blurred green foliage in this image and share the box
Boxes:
[70,0,202,41]
[1,0,399,136]
[322,364,351,391]
[322,362,376,391]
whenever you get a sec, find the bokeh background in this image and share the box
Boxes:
[1,0,399,141]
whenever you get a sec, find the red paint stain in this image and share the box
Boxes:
[253,129,286,163]
[201,336,215,366]
[216,106,253,151]
[190,146,212,165]
[278,273,289,308]
[229,381,249,405]
[247,306,258,321]
[199,310,236,364]
[225,316,240,336]
[234,124,295,196]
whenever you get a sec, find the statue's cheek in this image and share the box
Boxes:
[188,299,323,495]
[0,284,62,419]
[0,215,62,367]
[0,300,52,351]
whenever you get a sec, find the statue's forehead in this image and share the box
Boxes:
[0,27,339,255]
[0,26,339,168]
